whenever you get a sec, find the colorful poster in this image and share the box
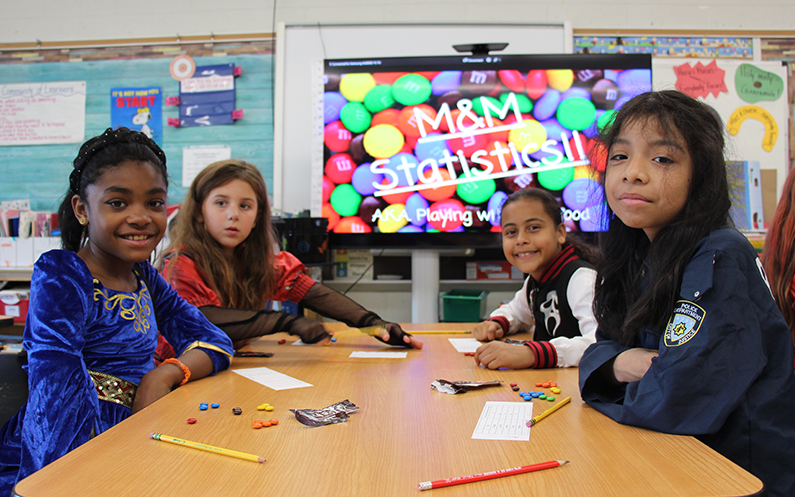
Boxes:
[110,87,162,145]
[0,81,86,146]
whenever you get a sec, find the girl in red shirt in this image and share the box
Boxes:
[156,159,421,360]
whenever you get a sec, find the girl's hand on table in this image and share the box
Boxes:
[474,341,535,370]
[472,320,504,342]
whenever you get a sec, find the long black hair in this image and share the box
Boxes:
[592,90,731,346]
[57,127,168,252]
[501,187,599,265]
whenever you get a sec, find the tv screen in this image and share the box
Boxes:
[317,53,652,248]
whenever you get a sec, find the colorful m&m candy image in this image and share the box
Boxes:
[322,61,651,234]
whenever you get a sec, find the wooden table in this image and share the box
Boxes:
[14,323,763,497]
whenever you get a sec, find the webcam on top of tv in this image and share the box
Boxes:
[452,43,509,56]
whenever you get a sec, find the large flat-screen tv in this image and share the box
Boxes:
[316,53,652,248]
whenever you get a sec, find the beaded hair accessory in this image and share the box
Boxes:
[69,127,167,194]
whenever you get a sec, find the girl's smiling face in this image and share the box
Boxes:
[200,179,259,256]
[74,160,168,267]
[501,198,566,281]
[605,118,693,241]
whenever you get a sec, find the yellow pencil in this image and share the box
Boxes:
[527,397,571,427]
[410,330,471,334]
[149,433,265,463]
[327,325,387,339]
[357,324,390,336]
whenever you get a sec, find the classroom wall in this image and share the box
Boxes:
[2,1,791,323]
[1,0,794,45]
[0,51,274,212]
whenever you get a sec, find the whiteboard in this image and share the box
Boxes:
[652,59,789,200]
[273,22,571,213]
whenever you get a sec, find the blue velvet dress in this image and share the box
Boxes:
[0,250,233,493]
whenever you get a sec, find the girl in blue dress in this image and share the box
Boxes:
[0,128,233,494]
[578,90,795,497]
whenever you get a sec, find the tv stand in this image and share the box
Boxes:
[411,249,440,323]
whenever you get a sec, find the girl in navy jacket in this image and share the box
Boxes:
[578,90,795,497]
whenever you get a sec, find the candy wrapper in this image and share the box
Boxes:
[431,379,503,395]
[290,400,360,426]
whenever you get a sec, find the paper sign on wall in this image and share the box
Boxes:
[673,60,728,99]
[727,106,778,152]
[182,145,231,187]
[734,64,784,103]
[0,81,86,145]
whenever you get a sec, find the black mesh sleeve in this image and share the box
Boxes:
[198,306,331,345]
[297,283,414,347]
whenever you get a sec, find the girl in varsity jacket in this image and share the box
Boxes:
[473,188,598,369]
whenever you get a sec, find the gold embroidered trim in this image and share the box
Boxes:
[88,369,138,409]
[183,341,233,360]
[92,277,153,334]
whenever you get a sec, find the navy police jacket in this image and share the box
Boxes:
[579,228,795,497]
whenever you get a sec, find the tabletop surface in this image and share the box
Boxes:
[14,323,763,497]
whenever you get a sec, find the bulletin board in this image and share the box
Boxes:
[652,59,789,202]
[274,22,572,214]
[0,47,274,212]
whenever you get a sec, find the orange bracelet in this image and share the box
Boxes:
[160,358,191,386]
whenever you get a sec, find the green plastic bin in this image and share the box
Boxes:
[440,289,490,322]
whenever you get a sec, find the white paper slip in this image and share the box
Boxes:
[349,351,408,359]
[448,338,483,354]
[472,401,533,441]
[233,366,313,390]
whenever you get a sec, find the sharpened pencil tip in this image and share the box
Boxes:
[558,460,570,465]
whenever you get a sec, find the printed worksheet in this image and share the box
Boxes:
[349,351,408,358]
[448,338,483,353]
[472,401,533,441]
[232,366,313,390]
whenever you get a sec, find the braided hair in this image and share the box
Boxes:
[57,127,168,252]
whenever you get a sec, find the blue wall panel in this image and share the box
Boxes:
[0,54,273,211]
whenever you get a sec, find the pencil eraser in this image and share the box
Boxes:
[149,432,154,439]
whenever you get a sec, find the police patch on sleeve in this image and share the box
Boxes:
[664,300,706,347]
